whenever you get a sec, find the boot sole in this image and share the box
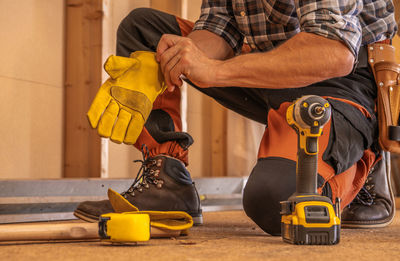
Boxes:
[191,215,203,226]
[74,209,204,225]
[341,213,395,228]
[73,209,100,223]
[341,203,396,228]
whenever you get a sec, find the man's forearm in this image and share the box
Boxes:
[212,32,355,89]
[187,30,234,60]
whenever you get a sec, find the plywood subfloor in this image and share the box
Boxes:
[1,208,400,261]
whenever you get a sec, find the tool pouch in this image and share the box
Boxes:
[368,43,400,153]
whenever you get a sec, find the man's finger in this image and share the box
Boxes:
[164,54,181,89]
[170,62,184,88]
[156,34,181,61]
[159,45,180,74]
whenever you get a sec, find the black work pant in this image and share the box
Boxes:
[116,8,378,236]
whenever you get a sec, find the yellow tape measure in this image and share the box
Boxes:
[99,213,151,242]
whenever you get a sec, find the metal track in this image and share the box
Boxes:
[0,177,246,224]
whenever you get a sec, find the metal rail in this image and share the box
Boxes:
[0,177,246,224]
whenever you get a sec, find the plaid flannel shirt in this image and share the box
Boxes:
[193,0,397,58]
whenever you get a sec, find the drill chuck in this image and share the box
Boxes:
[290,95,331,138]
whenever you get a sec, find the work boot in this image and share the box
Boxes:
[74,154,203,225]
[341,151,395,228]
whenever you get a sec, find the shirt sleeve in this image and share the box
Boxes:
[296,0,363,59]
[193,0,244,55]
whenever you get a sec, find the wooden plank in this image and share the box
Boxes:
[0,222,180,242]
[391,153,400,197]
[210,101,228,176]
[391,36,400,195]
[151,0,182,16]
[64,0,103,177]
[394,0,400,36]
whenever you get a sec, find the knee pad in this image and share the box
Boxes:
[243,157,296,236]
[243,157,332,235]
[145,109,194,150]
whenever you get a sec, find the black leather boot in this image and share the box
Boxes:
[74,154,203,225]
[341,151,395,228]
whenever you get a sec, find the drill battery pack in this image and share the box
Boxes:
[280,195,340,245]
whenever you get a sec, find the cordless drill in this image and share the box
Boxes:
[280,95,341,245]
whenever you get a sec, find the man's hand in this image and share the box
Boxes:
[156,34,221,91]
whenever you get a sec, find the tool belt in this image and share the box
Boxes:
[368,40,400,153]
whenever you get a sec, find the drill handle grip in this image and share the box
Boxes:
[296,145,318,195]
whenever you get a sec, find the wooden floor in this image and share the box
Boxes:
[1,203,400,261]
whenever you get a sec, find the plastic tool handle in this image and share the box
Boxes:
[287,95,331,195]
[297,145,318,194]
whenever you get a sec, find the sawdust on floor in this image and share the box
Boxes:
[0,210,399,261]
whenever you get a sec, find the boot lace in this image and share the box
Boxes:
[353,175,376,206]
[121,145,164,198]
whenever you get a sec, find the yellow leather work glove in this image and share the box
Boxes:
[107,188,193,231]
[87,51,167,144]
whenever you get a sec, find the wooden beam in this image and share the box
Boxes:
[210,102,228,176]
[64,0,103,177]
[394,0,400,36]
[151,0,182,16]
